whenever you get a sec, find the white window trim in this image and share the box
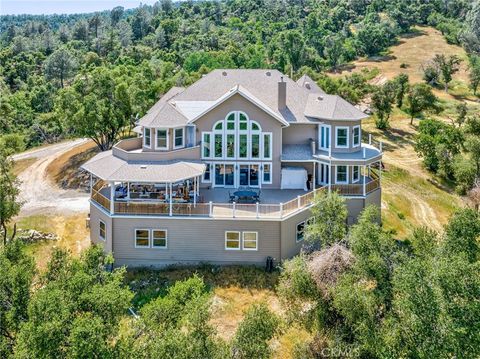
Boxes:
[201,132,212,159]
[335,165,349,184]
[202,163,212,183]
[262,162,272,184]
[143,128,151,148]
[213,132,224,159]
[318,124,331,150]
[225,132,236,159]
[336,126,349,149]
[173,127,185,149]
[296,221,305,243]
[242,231,258,251]
[352,125,361,147]
[155,128,169,150]
[152,229,168,249]
[134,228,150,248]
[352,165,360,183]
[225,231,241,250]
[262,132,272,160]
[99,220,106,241]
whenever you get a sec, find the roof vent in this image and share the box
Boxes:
[266,71,271,76]
[305,82,311,90]
[317,96,324,101]
[140,165,147,169]
[222,71,227,76]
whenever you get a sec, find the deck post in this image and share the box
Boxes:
[363,148,366,159]
[109,181,114,214]
[312,161,316,190]
[89,174,93,194]
[369,134,372,145]
[193,177,197,206]
[380,141,383,153]
[363,165,366,196]
[256,202,259,219]
[280,202,283,218]
[232,201,236,218]
[209,201,213,217]
[297,195,301,208]
[328,165,332,193]
[169,182,173,216]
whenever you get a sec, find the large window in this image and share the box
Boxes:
[202,112,272,161]
[242,232,258,250]
[320,125,331,150]
[225,231,240,250]
[174,128,184,148]
[99,220,106,241]
[336,127,349,148]
[156,129,168,149]
[135,229,150,248]
[336,165,348,184]
[353,126,361,147]
[202,133,211,158]
[202,163,211,183]
[152,230,167,248]
[144,128,151,148]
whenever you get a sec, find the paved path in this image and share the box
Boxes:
[13,139,91,216]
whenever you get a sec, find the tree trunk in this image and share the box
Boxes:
[445,82,448,92]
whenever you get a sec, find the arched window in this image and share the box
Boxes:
[201,111,271,160]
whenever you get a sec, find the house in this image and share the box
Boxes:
[81,69,382,267]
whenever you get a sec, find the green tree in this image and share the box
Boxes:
[406,83,439,124]
[468,55,480,95]
[433,54,462,92]
[392,73,409,108]
[0,149,21,245]
[44,47,78,88]
[371,81,396,129]
[460,0,480,54]
[306,191,347,248]
[0,240,35,358]
[232,303,279,359]
[110,6,124,26]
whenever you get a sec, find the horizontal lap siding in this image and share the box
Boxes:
[90,205,113,252]
[112,217,281,266]
[280,208,312,260]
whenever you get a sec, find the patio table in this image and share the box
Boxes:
[233,190,258,203]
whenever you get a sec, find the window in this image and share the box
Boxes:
[296,221,305,242]
[99,220,106,241]
[152,230,167,248]
[226,113,235,130]
[202,132,211,158]
[214,122,223,130]
[239,113,248,130]
[251,134,260,159]
[135,229,150,248]
[243,232,258,250]
[263,133,272,159]
[353,166,360,183]
[174,128,184,148]
[353,126,360,147]
[225,231,240,250]
[144,128,151,148]
[320,125,331,149]
[263,163,272,184]
[214,134,223,158]
[239,134,248,158]
[203,163,211,182]
[336,165,348,183]
[156,129,168,149]
[215,164,225,186]
[226,134,235,158]
[336,127,349,148]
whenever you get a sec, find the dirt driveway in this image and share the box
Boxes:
[13,139,91,216]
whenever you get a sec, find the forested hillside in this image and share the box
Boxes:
[1,0,478,150]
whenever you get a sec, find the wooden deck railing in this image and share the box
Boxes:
[89,179,378,219]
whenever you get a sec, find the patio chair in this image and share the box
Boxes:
[228,191,236,203]
[254,189,261,202]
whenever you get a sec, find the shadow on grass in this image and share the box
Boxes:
[125,264,279,308]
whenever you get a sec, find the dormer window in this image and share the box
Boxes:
[336,127,349,148]
[174,128,184,149]
[144,128,151,148]
[156,129,168,150]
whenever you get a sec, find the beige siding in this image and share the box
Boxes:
[320,120,362,154]
[280,208,312,260]
[111,216,281,267]
[90,205,113,252]
[283,124,317,145]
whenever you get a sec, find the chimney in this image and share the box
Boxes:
[278,76,286,110]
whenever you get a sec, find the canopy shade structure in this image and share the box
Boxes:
[81,151,205,183]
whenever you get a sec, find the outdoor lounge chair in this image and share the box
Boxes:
[228,191,236,203]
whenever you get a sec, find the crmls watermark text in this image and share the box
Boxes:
[319,347,360,357]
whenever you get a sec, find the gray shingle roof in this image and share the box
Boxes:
[81,151,205,182]
[281,145,314,161]
[137,69,367,127]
